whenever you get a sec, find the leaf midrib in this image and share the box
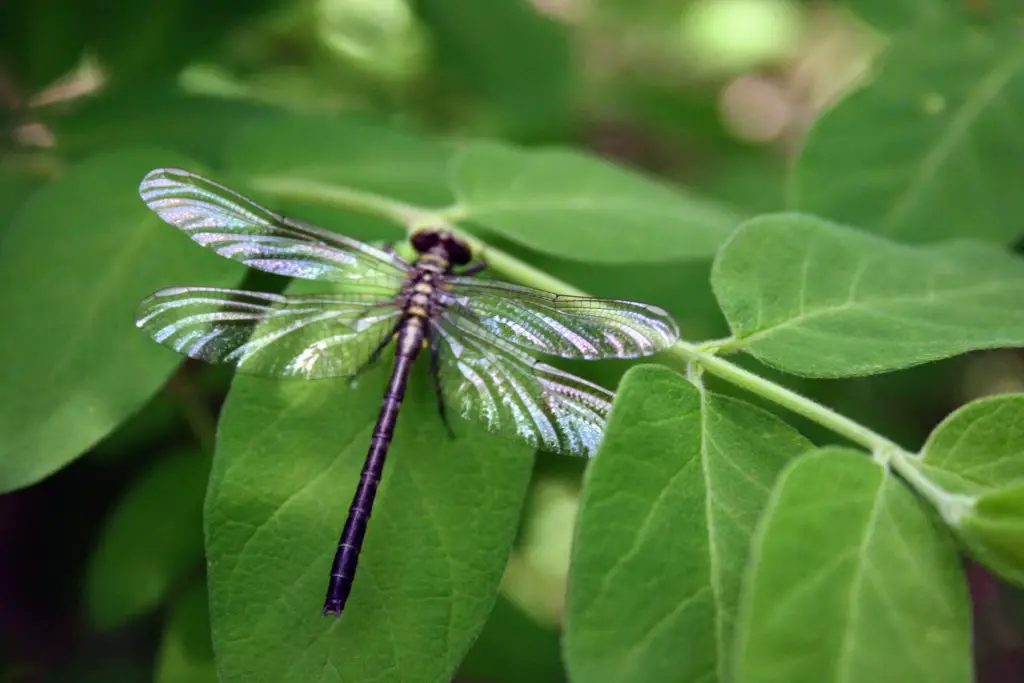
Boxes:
[879,40,1024,233]
[734,276,1023,347]
[833,476,886,683]
[700,391,727,682]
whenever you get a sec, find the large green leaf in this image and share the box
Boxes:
[226,116,454,206]
[0,167,45,236]
[86,449,208,629]
[0,150,243,492]
[206,305,534,683]
[712,213,1024,377]
[565,365,811,683]
[155,580,217,683]
[51,91,282,165]
[224,116,454,243]
[415,0,572,135]
[792,17,1024,245]
[734,448,972,683]
[447,142,740,263]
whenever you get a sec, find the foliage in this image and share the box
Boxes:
[2,1,1024,683]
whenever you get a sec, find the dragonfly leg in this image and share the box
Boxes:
[458,259,488,276]
[349,320,401,383]
[428,329,456,439]
[381,242,409,266]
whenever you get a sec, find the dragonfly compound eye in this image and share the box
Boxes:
[444,236,473,266]
[410,230,441,254]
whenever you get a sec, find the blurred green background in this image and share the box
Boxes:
[1,0,1022,681]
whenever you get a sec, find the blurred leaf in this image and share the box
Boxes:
[700,149,788,216]
[734,448,972,683]
[89,389,185,463]
[224,115,453,242]
[86,449,209,629]
[0,166,46,233]
[206,283,534,683]
[50,91,283,165]
[712,214,1024,377]
[841,0,1021,33]
[88,0,279,85]
[227,115,452,204]
[449,142,740,263]
[917,394,1024,492]
[0,150,245,492]
[317,0,429,85]
[458,594,564,683]
[155,580,216,683]
[565,365,811,683]
[415,0,572,135]
[792,17,1024,245]
[0,0,87,91]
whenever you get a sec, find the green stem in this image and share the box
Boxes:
[250,177,904,457]
[480,242,899,455]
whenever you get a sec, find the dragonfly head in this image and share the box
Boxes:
[410,229,473,268]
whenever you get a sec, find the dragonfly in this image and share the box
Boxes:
[134,168,680,617]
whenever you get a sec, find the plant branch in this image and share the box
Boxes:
[249,177,906,457]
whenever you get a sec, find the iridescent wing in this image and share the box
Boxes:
[140,168,407,288]
[443,277,679,360]
[432,315,613,458]
[136,287,401,379]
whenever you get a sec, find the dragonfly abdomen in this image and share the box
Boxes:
[322,317,426,616]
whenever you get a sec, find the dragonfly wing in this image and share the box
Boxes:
[432,314,613,457]
[140,168,406,288]
[136,287,402,379]
[444,276,679,360]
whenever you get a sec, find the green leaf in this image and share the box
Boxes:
[0,167,45,235]
[88,0,278,85]
[957,483,1024,585]
[840,0,1021,33]
[792,18,1024,245]
[918,393,1024,492]
[51,91,282,165]
[734,448,972,683]
[712,213,1024,377]
[448,142,740,263]
[224,115,454,243]
[565,365,811,683]
[415,0,572,135]
[155,580,216,683]
[206,302,534,683]
[0,150,244,492]
[913,394,1024,584]
[86,449,208,629]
